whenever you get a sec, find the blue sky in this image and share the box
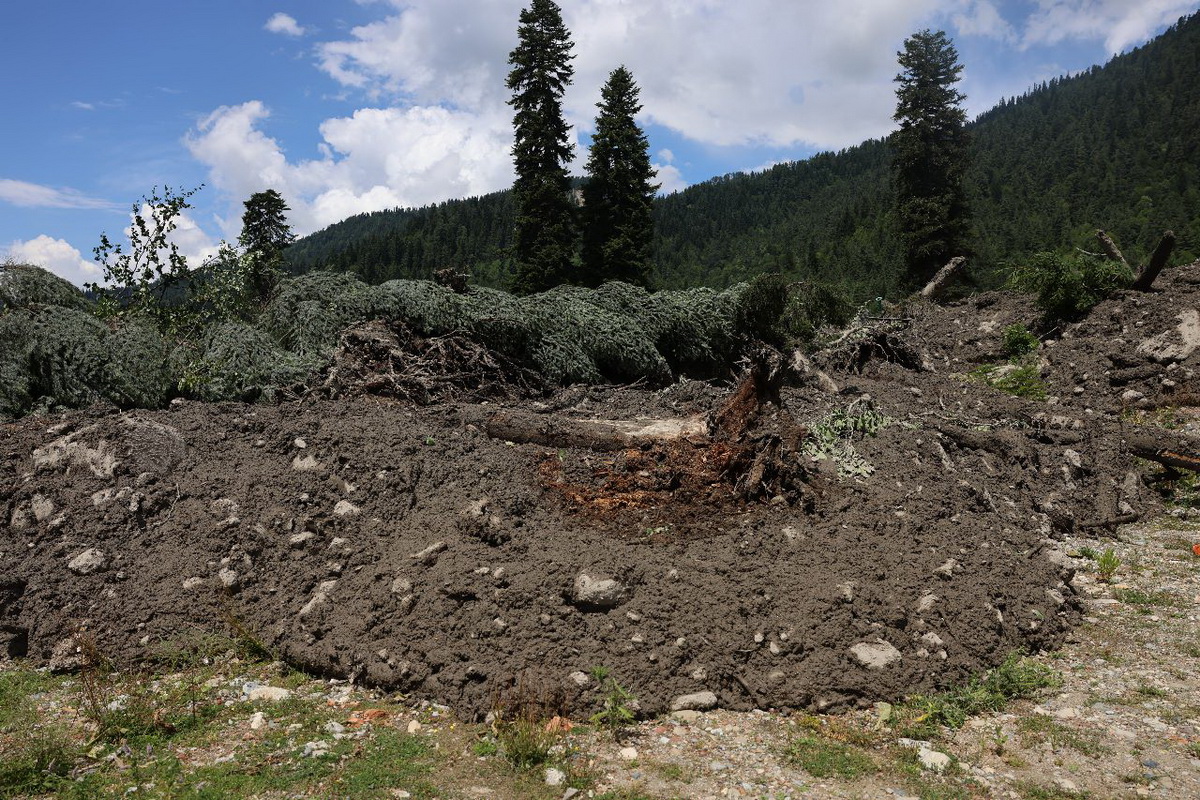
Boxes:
[3,0,1198,285]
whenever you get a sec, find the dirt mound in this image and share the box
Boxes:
[7,262,1200,721]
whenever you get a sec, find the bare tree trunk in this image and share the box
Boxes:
[1130,230,1176,292]
[1095,229,1131,270]
[919,256,966,301]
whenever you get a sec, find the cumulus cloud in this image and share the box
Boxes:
[952,0,1017,41]
[185,100,517,236]
[0,179,120,210]
[265,12,307,37]
[315,0,949,150]
[653,163,687,195]
[1021,0,1198,53]
[4,235,102,286]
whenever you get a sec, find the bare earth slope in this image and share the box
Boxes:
[5,262,1200,726]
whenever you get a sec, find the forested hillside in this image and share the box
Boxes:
[285,12,1199,300]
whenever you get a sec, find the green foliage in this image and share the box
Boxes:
[734,273,789,345]
[0,260,90,311]
[968,358,1048,400]
[782,282,855,342]
[0,665,75,796]
[0,307,173,419]
[507,0,578,294]
[803,399,891,477]
[1001,323,1039,357]
[891,29,971,289]
[176,322,318,402]
[588,666,637,740]
[1008,250,1133,320]
[1095,547,1121,582]
[87,185,202,325]
[906,653,1061,732]
[260,271,397,356]
[238,189,295,304]
[582,66,657,286]
[493,717,559,770]
[785,735,877,778]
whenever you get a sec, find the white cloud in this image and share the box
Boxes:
[265,12,307,37]
[1021,0,1198,53]
[4,235,102,286]
[314,0,955,150]
[185,100,516,236]
[952,0,1017,41]
[0,179,119,210]
[653,163,687,195]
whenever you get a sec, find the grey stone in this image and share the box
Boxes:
[918,747,952,772]
[246,685,292,702]
[31,494,55,522]
[218,568,240,590]
[67,548,108,575]
[572,571,626,609]
[670,691,718,712]
[332,500,360,517]
[849,639,902,670]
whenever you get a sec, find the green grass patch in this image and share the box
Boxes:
[1113,588,1178,606]
[1016,782,1092,800]
[785,735,877,778]
[903,653,1061,734]
[968,358,1048,400]
[1016,715,1109,757]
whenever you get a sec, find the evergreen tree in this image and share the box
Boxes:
[891,29,971,289]
[506,0,577,295]
[239,189,295,302]
[582,66,658,286]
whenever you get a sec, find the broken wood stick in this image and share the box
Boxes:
[919,256,966,301]
[1130,230,1176,292]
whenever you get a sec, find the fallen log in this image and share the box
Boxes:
[481,410,707,452]
[1128,431,1200,472]
[919,256,966,302]
[1130,230,1176,292]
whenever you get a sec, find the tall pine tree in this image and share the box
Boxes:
[506,0,576,295]
[891,29,971,289]
[239,189,294,301]
[582,66,658,286]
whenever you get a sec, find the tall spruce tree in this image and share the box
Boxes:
[506,0,576,295]
[239,189,294,302]
[890,29,970,289]
[582,66,658,286]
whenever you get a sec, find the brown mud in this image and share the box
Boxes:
[5,262,1200,722]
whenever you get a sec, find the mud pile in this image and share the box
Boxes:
[5,262,1200,720]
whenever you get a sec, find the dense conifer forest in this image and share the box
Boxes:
[284,12,1200,301]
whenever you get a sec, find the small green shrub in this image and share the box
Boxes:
[1095,548,1121,582]
[1001,323,1039,357]
[588,666,637,740]
[969,358,1047,400]
[1008,251,1133,320]
[905,653,1061,732]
